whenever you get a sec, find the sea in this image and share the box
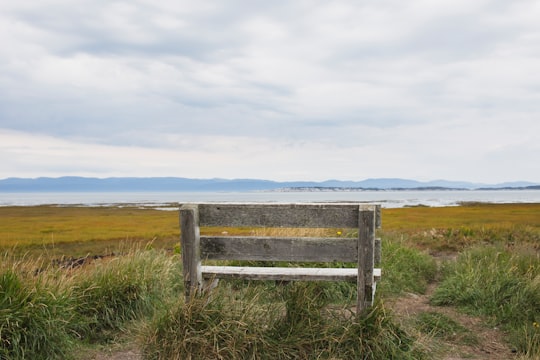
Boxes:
[1,189,540,208]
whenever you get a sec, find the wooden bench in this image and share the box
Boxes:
[180,203,381,312]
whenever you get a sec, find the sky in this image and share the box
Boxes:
[1,0,540,183]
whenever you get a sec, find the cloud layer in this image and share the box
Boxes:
[1,0,539,182]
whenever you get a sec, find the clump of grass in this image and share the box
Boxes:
[142,290,265,359]
[414,311,477,345]
[377,237,438,297]
[1,246,183,358]
[431,245,540,356]
[142,281,425,359]
[0,268,77,360]
[70,247,182,342]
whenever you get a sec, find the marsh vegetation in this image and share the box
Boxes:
[1,203,539,359]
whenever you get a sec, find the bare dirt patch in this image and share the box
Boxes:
[79,343,142,360]
[388,284,516,360]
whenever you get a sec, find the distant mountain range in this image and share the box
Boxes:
[0,177,539,192]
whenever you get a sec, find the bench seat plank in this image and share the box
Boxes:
[202,266,381,282]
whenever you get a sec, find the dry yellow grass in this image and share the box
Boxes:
[0,206,179,257]
[2,202,539,257]
[382,203,540,230]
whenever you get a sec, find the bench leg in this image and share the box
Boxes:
[357,206,376,313]
[180,205,203,301]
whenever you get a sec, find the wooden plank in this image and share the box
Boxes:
[357,206,376,312]
[194,203,363,228]
[180,204,202,299]
[202,266,357,281]
[201,266,381,281]
[201,236,357,262]
[202,266,382,282]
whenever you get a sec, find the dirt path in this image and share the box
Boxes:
[80,343,142,360]
[89,350,141,360]
[388,284,516,360]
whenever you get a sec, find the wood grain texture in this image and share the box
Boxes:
[201,236,357,262]
[180,204,202,299]
[357,207,376,311]
[193,203,365,228]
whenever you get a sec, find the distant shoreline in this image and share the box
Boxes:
[3,189,540,208]
[270,186,540,192]
[1,176,539,193]
[2,186,540,194]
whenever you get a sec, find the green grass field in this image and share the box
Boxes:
[1,203,539,359]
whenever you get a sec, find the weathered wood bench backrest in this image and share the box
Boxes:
[180,203,381,312]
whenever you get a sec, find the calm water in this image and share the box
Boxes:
[1,190,540,208]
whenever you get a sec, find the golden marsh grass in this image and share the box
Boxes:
[1,202,539,257]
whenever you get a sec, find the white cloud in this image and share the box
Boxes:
[0,0,539,182]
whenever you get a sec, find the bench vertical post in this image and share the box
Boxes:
[180,204,202,300]
[357,205,376,313]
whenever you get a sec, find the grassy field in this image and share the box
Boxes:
[2,202,539,256]
[0,205,180,258]
[1,203,539,359]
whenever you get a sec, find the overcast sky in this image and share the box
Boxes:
[1,0,539,183]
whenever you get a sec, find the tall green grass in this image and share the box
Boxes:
[377,238,438,296]
[0,268,77,360]
[1,247,181,359]
[70,247,182,342]
[431,245,540,356]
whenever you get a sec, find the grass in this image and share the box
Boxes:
[3,202,539,254]
[382,203,540,254]
[69,246,183,342]
[3,202,539,257]
[383,203,540,231]
[0,206,179,257]
[141,283,424,360]
[430,245,540,355]
[1,202,540,359]
[414,311,478,345]
[0,268,76,359]
[0,247,181,359]
[377,239,438,296]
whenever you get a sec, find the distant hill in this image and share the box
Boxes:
[0,177,538,192]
